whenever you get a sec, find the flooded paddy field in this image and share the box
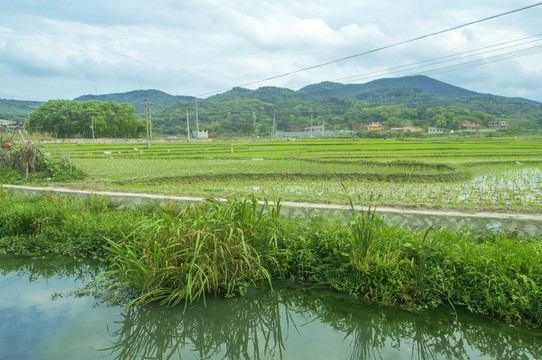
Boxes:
[40,137,542,213]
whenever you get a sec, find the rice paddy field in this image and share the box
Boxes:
[40,136,542,213]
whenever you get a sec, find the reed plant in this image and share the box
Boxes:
[103,196,289,308]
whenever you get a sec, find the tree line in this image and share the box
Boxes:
[26,100,145,138]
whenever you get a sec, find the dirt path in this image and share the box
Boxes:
[4,183,541,221]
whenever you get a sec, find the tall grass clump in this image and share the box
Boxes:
[103,196,290,308]
[452,233,542,326]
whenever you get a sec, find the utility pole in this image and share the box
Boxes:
[145,100,150,149]
[90,117,95,139]
[310,114,313,138]
[186,109,191,142]
[195,99,200,132]
[252,111,256,137]
[149,102,153,141]
[272,112,276,138]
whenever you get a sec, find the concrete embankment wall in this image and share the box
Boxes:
[3,184,541,237]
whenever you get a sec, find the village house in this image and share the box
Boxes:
[488,120,508,130]
[462,123,480,131]
[367,122,382,131]
[402,126,424,133]
[351,123,370,130]
[291,125,325,132]
[427,126,445,134]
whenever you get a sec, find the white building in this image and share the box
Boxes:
[427,127,444,134]
[488,121,508,130]
[192,130,209,139]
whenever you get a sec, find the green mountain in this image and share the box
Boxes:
[0,98,43,117]
[299,75,478,98]
[74,89,195,114]
[297,75,542,120]
[150,75,542,136]
[8,75,542,136]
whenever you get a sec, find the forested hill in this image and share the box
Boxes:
[151,75,542,136]
[298,75,479,98]
[74,89,195,113]
[0,98,43,117]
[11,75,542,136]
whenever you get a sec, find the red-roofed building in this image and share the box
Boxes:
[462,123,480,131]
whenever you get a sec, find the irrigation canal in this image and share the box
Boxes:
[1,255,541,360]
[2,185,542,359]
[3,184,542,237]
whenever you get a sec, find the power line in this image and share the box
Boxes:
[175,36,542,114]
[333,34,542,84]
[27,6,542,131]
[298,37,542,98]
[33,35,540,130]
[196,2,542,98]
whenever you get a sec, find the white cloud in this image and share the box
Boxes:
[0,0,541,101]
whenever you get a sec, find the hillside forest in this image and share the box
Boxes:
[5,76,542,138]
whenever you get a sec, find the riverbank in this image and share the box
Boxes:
[4,184,542,237]
[0,189,540,327]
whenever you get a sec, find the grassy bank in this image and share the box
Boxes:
[0,190,540,327]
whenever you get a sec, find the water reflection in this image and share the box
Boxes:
[0,255,102,282]
[0,257,540,360]
[102,287,289,359]
[102,283,542,360]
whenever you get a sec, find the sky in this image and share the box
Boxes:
[1,0,541,102]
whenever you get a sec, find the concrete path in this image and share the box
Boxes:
[3,184,541,237]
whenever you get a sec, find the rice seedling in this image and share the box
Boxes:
[28,137,542,213]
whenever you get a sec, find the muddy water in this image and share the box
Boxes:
[1,256,540,360]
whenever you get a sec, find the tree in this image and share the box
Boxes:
[27,100,144,138]
[240,124,255,136]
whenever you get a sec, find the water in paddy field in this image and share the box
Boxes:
[1,256,540,360]
[471,166,542,193]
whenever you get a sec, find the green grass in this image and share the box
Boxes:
[103,196,283,308]
[2,190,541,327]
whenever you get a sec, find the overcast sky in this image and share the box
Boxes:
[1,0,541,102]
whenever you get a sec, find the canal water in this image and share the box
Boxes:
[1,256,540,360]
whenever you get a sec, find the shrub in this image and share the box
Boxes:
[0,142,84,181]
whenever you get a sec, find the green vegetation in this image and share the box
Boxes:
[74,89,195,114]
[154,88,534,136]
[104,196,283,307]
[132,75,542,136]
[26,100,145,138]
[1,190,540,327]
[0,137,84,182]
[0,98,42,117]
[35,137,542,213]
[0,190,146,259]
[15,75,541,138]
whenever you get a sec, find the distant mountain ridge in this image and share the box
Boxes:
[2,76,541,124]
[74,89,195,113]
[299,75,479,99]
[0,98,44,116]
